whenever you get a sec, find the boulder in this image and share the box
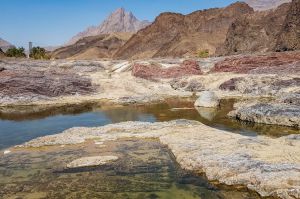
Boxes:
[229,102,300,128]
[194,91,220,108]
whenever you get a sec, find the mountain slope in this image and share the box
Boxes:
[244,0,291,10]
[216,1,298,56]
[66,8,150,45]
[52,33,133,60]
[0,38,14,52]
[113,2,253,59]
[0,48,5,58]
[276,0,300,51]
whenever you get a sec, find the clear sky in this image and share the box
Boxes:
[1,0,237,48]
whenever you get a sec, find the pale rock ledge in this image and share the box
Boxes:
[17,120,300,199]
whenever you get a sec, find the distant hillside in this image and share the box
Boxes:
[216,1,299,55]
[52,32,133,59]
[66,8,150,45]
[244,0,291,10]
[0,38,14,52]
[0,48,5,58]
[113,2,253,59]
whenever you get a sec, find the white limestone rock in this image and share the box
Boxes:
[194,91,220,108]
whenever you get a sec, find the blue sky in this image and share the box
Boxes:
[1,0,237,48]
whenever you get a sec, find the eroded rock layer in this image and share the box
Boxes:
[132,60,202,80]
[0,61,96,104]
[212,51,300,74]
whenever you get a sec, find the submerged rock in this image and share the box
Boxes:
[17,120,300,199]
[67,156,118,169]
[194,91,220,108]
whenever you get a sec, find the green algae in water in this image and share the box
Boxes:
[0,139,260,199]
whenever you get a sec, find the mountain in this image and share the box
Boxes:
[113,2,253,59]
[66,8,151,45]
[216,1,299,56]
[244,0,292,10]
[52,32,133,59]
[276,0,300,51]
[0,38,14,52]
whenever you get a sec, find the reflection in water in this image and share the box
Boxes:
[0,98,299,150]
[195,107,218,121]
[0,139,260,199]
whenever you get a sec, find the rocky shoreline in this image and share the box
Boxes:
[12,120,300,199]
[1,51,300,127]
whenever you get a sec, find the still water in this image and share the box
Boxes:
[0,99,298,150]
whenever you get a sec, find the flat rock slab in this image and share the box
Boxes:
[17,120,300,199]
[67,156,118,169]
[229,102,300,128]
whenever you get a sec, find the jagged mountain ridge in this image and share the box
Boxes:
[52,32,133,59]
[66,8,151,45]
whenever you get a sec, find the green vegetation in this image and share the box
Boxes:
[197,49,210,58]
[5,47,26,58]
[30,47,50,59]
[0,48,3,53]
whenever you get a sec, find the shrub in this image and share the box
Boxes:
[197,49,210,58]
[30,47,49,59]
[5,47,26,58]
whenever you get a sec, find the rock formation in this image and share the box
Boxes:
[132,60,202,80]
[212,51,300,74]
[66,8,150,45]
[52,33,133,59]
[0,38,14,52]
[244,0,291,10]
[216,1,299,55]
[194,91,220,108]
[229,101,300,128]
[17,120,300,199]
[114,2,253,59]
[0,67,95,104]
[275,0,300,51]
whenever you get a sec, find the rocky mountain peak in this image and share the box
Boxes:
[66,8,151,45]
